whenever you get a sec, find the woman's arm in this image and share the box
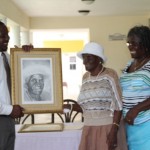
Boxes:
[125,98,150,125]
[107,110,122,150]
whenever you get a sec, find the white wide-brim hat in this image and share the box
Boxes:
[23,65,50,80]
[77,42,107,62]
[23,64,52,92]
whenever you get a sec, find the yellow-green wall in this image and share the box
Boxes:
[30,16,149,75]
[0,0,29,29]
[1,0,150,75]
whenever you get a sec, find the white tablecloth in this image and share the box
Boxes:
[15,123,83,150]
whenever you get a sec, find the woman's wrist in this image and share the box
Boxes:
[113,122,119,127]
[111,124,119,132]
[112,122,119,130]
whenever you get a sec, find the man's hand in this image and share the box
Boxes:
[10,105,24,119]
[14,44,34,52]
[22,44,34,52]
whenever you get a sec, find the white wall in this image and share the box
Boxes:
[62,53,84,100]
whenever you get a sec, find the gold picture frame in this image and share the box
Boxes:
[10,48,63,114]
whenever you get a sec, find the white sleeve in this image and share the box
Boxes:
[0,102,13,115]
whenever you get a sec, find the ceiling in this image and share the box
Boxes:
[11,0,150,17]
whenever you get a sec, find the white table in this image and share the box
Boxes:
[15,123,83,150]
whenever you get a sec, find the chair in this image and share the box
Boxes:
[15,99,83,124]
[56,99,84,123]
[14,114,35,124]
[21,114,35,124]
[17,113,55,124]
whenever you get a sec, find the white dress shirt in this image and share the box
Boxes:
[0,51,13,115]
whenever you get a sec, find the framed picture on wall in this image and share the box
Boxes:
[10,48,63,114]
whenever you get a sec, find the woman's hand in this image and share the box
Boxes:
[107,110,121,149]
[125,98,150,125]
[107,125,118,150]
[124,107,139,125]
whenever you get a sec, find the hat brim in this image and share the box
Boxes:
[77,51,107,62]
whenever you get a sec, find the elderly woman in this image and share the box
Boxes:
[77,42,127,150]
[120,25,150,150]
[23,62,52,102]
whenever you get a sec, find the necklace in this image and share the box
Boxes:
[89,66,104,79]
[133,57,148,71]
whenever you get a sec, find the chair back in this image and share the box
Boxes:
[57,99,83,122]
[16,99,83,124]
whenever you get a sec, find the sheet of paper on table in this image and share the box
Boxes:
[64,122,84,130]
[18,123,64,133]
[18,122,84,133]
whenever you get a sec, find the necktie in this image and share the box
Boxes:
[1,52,11,97]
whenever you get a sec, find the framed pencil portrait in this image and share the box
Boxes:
[10,48,63,114]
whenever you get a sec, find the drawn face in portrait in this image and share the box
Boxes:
[22,59,53,103]
[26,74,44,100]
